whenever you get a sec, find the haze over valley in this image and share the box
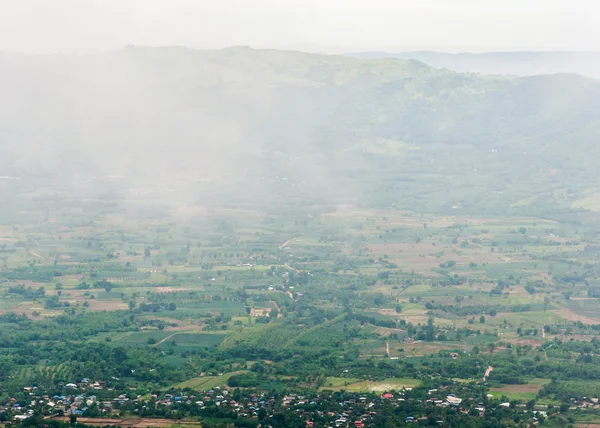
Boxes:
[2,3,600,427]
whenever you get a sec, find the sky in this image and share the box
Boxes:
[0,0,598,54]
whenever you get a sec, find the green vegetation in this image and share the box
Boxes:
[1,47,600,427]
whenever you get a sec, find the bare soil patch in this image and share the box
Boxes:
[155,287,192,293]
[552,309,600,325]
[88,299,129,311]
[251,308,270,317]
[491,384,543,393]
[508,339,544,348]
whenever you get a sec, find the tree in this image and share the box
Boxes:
[258,407,267,420]
[395,304,403,313]
[70,414,77,424]
[425,317,435,341]
[479,315,485,324]
[374,293,386,305]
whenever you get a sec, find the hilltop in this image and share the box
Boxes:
[349,50,600,79]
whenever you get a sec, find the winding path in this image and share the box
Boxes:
[153,333,179,347]
[483,366,493,381]
[28,250,45,260]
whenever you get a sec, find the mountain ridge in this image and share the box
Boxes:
[1,46,599,218]
[348,50,600,79]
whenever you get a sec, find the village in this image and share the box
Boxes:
[0,377,575,427]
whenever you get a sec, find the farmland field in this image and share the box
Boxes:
[2,44,600,427]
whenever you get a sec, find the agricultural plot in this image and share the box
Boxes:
[2,202,600,423]
[172,370,250,391]
[320,377,420,392]
[155,332,227,351]
[489,379,550,402]
[109,330,175,346]
[177,301,245,316]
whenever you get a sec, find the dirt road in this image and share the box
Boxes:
[270,300,282,317]
[483,366,493,381]
[279,237,298,250]
[28,250,45,259]
[153,333,179,347]
[284,263,300,274]
[386,341,391,358]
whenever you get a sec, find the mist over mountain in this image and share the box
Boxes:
[1,46,600,219]
[349,51,600,80]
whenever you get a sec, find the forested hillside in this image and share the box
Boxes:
[351,51,600,79]
[1,46,600,218]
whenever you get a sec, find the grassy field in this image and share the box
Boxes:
[173,370,250,391]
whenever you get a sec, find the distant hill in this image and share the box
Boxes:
[1,46,600,219]
[349,51,600,79]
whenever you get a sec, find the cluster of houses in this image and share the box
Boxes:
[151,388,278,419]
[0,379,115,421]
[2,379,581,426]
[426,389,463,407]
[1,391,102,421]
[571,396,600,409]
[284,392,423,427]
[0,383,471,426]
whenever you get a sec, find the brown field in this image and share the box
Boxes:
[251,308,270,317]
[367,241,524,274]
[551,309,600,325]
[87,299,129,311]
[398,341,459,356]
[0,303,38,317]
[155,287,192,293]
[49,416,201,427]
[373,326,408,336]
[0,297,129,317]
[490,384,544,393]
